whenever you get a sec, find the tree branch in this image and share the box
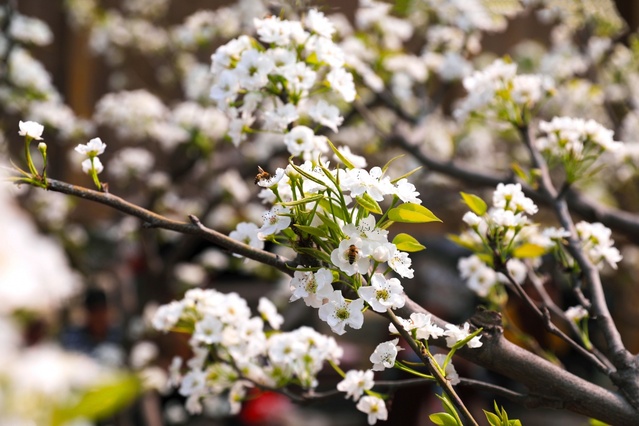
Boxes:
[517,124,639,409]
[387,129,639,243]
[40,179,295,277]
[24,178,639,424]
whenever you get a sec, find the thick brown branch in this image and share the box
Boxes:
[395,299,639,425]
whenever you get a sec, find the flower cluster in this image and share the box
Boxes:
[455,58,554,123]
[575,221,622,270]
[230,156,433,335]
[153,288,343,414]
[535,116,623,182]
[455,183,543,297]
[209,9,354,152]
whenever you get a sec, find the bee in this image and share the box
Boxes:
[347,244,358,265]
[254,166,270,185]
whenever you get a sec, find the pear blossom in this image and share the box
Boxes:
[75,137,107,157]
[370,338,403,371]
[358,273,405,312]
[575,221,622,269]
[342,167,394,201]
[18,120,44,140]
[309,99,343,132]
[304,9,335,39]
[337,369,374,401]
[258,205,292,238]
[444,322,482,349]
[327,67,356,102]
[258,297,284,330]
[193,316,224,344]
[284,125,317,156]
[331,237,370,276]
[289,268,334,308]
[262,103,299,132]
[565,305,589,322]
[407,313,445,341]
[388,248,414,279]
[318,290,364,335]
[229,222,264,254]
[356,396,388,425]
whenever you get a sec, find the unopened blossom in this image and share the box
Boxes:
[358,273,405,312]
[337,369,374,401]
[318,290,364,335]
[370,338,402,371]
[81,157,104,175]
[356,395,388,425]
[565,305,589,322]
[433,354,460,386]
[18,120,44,140]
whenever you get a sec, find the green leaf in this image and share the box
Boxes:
[381,154,405,174]
[388,203,442,223]
[317,211,344,237]
[289,162,328,188]
[318,198,348,222]
[294,224,327,239]
[429,413,460,426]
[327,138,355,169]
[448,234,480,251]
[295,246,332,264]
[356,194,383,215]
[391,166,422,184]
[483,411,502,426]
[52,374,140,425]
[512,243,547,258]
[392,233,426,252]
[460,192,487,216]
[281,194,325,207]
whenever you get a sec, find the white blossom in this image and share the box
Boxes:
[18,120,44,140]
[370,338,402,371]
[336,369,374,401]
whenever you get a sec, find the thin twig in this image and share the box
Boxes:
[386,310,480,426]
[40,178,295,277]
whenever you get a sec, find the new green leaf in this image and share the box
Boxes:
[460,192,487,216]
[387,203,442,223]
[392,233,426,252]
